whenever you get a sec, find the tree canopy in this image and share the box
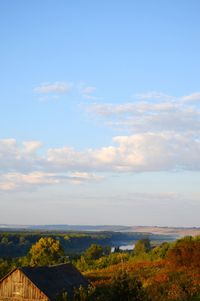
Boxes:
[84,244,104,261]
[134,238,151,255]
[29,237,65,266]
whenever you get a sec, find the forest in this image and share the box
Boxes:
[0,230,169,257]
[0,231,200,301]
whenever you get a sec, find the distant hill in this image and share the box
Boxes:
[128,226,200,237]
[0,224,130,232]
[1,224,200,237]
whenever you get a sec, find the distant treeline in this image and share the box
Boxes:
[0,231,163,258]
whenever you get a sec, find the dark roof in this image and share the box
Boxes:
[20,264,90,300]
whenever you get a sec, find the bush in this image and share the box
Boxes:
[108,270,148,301]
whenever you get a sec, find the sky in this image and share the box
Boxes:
[0,0,200,226]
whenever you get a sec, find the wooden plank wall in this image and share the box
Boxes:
[0,269,48,301]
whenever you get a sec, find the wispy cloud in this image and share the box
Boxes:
[85,92,200,133]
[82,86,96,95]
[0,171,103,191]
[132,91,200,103]
[33,81,101,101]
[134,91,174,101]
[33,81,73,94]
[80,85,100,100]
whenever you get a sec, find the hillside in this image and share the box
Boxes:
[1,224,200,238]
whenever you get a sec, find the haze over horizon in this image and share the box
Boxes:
[1,1,200,227]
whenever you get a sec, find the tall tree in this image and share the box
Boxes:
[29,237,64,266]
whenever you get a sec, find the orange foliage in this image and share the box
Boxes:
[85,254,200,301]
[167,237,200,270]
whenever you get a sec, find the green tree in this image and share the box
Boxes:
[1,236,9,244]
[76,256,89,271]
[0,259,12,278]
[29,237,65,266]
[84,244,104,261]
[151,242,171,259]
[134,238,151,256]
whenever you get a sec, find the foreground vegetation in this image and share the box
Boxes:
[0,232,200,300]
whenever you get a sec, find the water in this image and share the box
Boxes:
[119,244,135,251]
[111,243,135,252]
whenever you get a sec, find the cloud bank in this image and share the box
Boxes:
[1,92,199,191]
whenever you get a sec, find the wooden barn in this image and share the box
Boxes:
[0,263,89,301]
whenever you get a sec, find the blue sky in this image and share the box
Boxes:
[0,0,200,226]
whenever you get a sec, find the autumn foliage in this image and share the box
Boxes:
[82,237,200,301]
[1,235,200,300]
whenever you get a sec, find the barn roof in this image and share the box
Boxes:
[19,263,89,300]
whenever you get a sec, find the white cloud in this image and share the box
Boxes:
[85,91,200,133]
[79,85,100,100]
[86,102,180,116]
[33,82,73,94]
[32,132,200,172]
[0,139,43,173]
[33,81,101,101]
[68,172,104,184]
[43,92,200,173]
[22,141,42,153]
[0,181,16,191]
[1,91,200,191]
[134,91,174,101]
[0,130,200,191]
[181,92,200,102]
[82,86,96,95]
[0,171,103,191]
